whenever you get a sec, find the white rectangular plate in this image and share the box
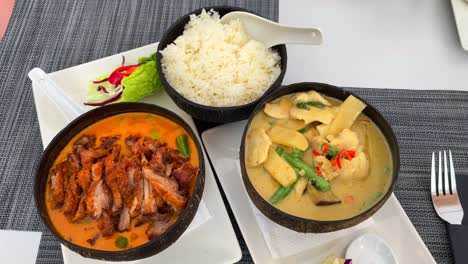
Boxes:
[279,0,468,91]
[31,43,241,264]
[202,121,436,264]
[451,0,468,50]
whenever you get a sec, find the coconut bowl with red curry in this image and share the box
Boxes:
[34,103,205,261]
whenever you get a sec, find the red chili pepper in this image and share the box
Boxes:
[343,150,353,160]
[315,166,323,176]
[322,143,329,154]
[312,149,321,156]
[336,151,343,169]
[348,150,356,158]
[331,158,338,167]
[108,64,140,85]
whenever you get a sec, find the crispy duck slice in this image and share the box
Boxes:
[141,178,159,216]
[100,136,120,150]
[118,206,131,232]
[72,194,87,222]
[86,180,112,219]
[127,160,144,217]
[49,162,67,208]
[97,211,115,237]
[103,144,123,215]
[105,168,123,216]
[77,165,92,191]
[63,162,81,215]
[142,167,187,211]
[126,135,152,160]
[118,159,132,208]
[147,217,173,240]
[172,162,198,187]
[104,144,121,174]
[135,212,173,240]
[86,162,112,218]
[74,135,96,150]
[142,137,163,153]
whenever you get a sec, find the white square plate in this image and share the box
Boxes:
[451,0,468,50]
[31,43,241,264]
[202,121,436,264]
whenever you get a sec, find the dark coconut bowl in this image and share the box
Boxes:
[239,82,400,233]
[34,103,205,261]
[156,6,287,124]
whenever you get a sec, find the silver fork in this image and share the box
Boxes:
[431,150,464,224]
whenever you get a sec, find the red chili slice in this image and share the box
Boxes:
[312,149,321,156]
[108,64,140,85]
[315,166,323,176]
[322,143,329,154]
[336,151,343,169]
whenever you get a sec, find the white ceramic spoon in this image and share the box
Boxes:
[220,11,322,48]
[346,233,399,264]
[28,68,86,122]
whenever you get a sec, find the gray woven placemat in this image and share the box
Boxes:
[0,1,464,263]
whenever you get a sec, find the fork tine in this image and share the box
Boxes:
[444,150,449,195]
[431,152,436,195]
[449,150,457,194]
[438,151,443,195]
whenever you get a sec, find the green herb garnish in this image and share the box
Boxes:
[176,134,190,158]
[296,101,326,110]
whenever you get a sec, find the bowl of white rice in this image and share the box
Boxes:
[156,6,287,123]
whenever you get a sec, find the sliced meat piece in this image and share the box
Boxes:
[80,148,109,162]
[68,153,81,168]
[86,180,112,218]
[143,167,187,211]
[126,135,151,160]
[74,135,96,149]
[146,214,173,240]
[63,168,81,215]
[77,165,92,190]
[104,144,121,174]
[105,171,123,215]
[91,161,104,181]
[49,162,67,208]
[172,162,197,187]
[118,206,130,231]
[142,137,163,153]
[125,135,141,148]
[127,161,144,218]
[119,162,132,208]
[141,178,159,216]
[100,136,120,150]
[72,194,87,222]
[167,148,188,168]
[149,147,169,176]
[97,212,115,237]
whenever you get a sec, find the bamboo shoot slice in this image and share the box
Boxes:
[326,95,366,136]
[264,148,297,187]
[264,98,293,119]
[267,125,309,151]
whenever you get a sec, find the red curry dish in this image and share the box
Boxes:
[46,113,199,251]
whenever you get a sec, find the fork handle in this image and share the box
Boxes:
[448,224,468,263]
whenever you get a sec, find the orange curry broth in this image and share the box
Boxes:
[46,113,199,251]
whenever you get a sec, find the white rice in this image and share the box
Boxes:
[160,9,281,107]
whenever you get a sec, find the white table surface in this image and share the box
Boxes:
[279,0,468,91]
